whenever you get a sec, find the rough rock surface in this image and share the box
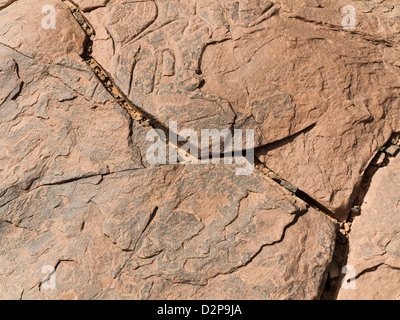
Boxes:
[83,0,400,220]
[253,0,400,220]
[337,154,400,300]
[72,0,109,12]
[0,6,151,211]
[0,164,336,299]
[0,0,86,64]
[1,0,400,300]
[0,0,338,300]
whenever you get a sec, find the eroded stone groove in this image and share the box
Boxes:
[254,158,338,220]
[288,15,396,47]
[0,0,17,10]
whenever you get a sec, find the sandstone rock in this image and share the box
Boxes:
[0,1,159,214]
[374,153,386,167]
[71,0,109,12]
[1,0,399,300]
[254,0,400,219]
[80,0,400,220]
[0,0,337,300]
[337,155,400,300]
[0,46,155,205]
[385,145,400,157]
[0,0,86,64]
[0,165,336,299]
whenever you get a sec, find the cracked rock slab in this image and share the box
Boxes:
[337,155,400,300]
[2,0,393,300]
[0,0,160,209]
[0,46,153,208]
[142,204,337,300]
[0,0,86,64]
[0,165,336,299]
[251,3,400,220]
[0,3,337,297]
[79,0,400,220]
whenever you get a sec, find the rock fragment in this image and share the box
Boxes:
[337,155,400,300]
[385,145,400,157]
[374,153,387,167]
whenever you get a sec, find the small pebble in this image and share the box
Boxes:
[267,172,279,180]
[350,206,361,215]
[385,145,400,157]
[375,152,386,167]
[262,168,269,174]
[329,261,340,279]
[280,180,298,194]
[141,119,151,126]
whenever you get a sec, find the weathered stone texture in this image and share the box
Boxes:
[0,165,336,300]
[85,0,400,219]
[0,0,338,300]
[1,0,400,300]
[337,155,400,300]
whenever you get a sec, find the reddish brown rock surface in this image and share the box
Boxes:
[0,0,399,300]
[0,0,337,300]
[83,0,400,220]
[0,165,336,299]
[337,154,400,300]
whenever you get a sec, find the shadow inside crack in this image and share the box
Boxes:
[322,131,400,300]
